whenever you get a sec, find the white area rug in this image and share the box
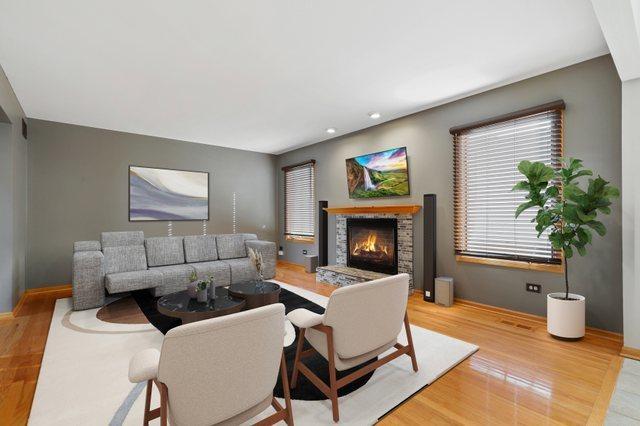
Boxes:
[29,281,478,425]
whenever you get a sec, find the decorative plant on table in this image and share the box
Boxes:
[248,247,265,282]
[513,158,619,338]
[195,280,209,303]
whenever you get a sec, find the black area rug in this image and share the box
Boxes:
[131,287,377,401]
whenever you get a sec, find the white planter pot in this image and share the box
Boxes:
[547,292,585,339]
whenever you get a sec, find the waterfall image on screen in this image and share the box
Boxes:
[129,166,209,221]
[345,147,410,198]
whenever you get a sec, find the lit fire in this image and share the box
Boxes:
[352,233,389,256]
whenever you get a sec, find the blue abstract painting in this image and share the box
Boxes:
[129,166,209,221]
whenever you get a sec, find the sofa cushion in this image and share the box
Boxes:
[105,269,162,294]
[184,235,218,263]
[74,240,101,252]
[101,231,145,248]
[150,264,195,295]
[221,257,258,284]
[103,246,148,274]
[216,234,247,259]
[190,261,230,287]
[145,237,185,267]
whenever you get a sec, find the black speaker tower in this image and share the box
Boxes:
[423,194,436,302]
[318,200,328,267]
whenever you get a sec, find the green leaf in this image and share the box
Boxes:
[597,206,611,214]
[564,184,586,203]
[576,209,596,223]
[577,228,592,244]
[567,169,593,182]
[562,204,580,224]
[511,181,530,191]
[587,176,608,199]
[549,232,564,250]
[564,246,574,259]
[517,160,532,176]
[577,245,587,256]
[545,185,560,198]
[568,158,583,173]
[604,186,620,198]
[586,220,606,236]
[515,201,538,218]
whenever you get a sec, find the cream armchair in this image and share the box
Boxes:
[287,273,418,422]
[128,304,293,426]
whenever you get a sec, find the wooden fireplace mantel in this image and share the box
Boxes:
[323,205,421,215]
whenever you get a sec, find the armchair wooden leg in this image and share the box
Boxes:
[290,328,305,389]
[404,312,419,372]
[157,381,169,426]
[325,327,340,423]
[280,352,294,425]
[143,380,153,426]
[255,351,294,426]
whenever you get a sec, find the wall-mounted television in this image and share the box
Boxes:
[345,147,410,199]
[129,165,209,221]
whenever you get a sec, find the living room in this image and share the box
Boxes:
[1,1,639,425]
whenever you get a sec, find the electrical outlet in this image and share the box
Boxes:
[526,283,541,293]
[302,249,308,255]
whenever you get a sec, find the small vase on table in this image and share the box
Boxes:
[207,277,217,300]
[195,281,209,303]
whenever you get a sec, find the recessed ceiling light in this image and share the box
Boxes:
[326,128,336,134]
[369,112,381,119]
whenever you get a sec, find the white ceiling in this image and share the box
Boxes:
[0,0,608,154]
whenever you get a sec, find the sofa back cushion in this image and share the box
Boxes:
[216,234,247,259]
[145,236,185,267]
[184,235,218,263]
[101,231,145,248]
[74,240,101,252]
[104,246,148,274]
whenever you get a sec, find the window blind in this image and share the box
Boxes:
[452,104,563,264]
[284,160,316,238]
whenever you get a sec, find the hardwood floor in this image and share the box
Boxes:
[276,261,623,425]
[0,262,623,425]
[0,286,71,426]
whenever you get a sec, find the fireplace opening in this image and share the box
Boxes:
[347,218,398,275]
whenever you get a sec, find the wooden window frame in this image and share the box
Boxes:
[283,160,316,243]
[451,101,565,273]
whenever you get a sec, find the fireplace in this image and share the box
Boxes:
[346,218,398,275]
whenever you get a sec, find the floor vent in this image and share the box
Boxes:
[499,319,533,331]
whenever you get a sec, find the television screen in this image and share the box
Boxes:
[345,147,410,198]
[129,166,209,221]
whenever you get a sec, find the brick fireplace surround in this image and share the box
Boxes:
[316,205,419,290]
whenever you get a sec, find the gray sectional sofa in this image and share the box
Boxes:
[72,231,277,311]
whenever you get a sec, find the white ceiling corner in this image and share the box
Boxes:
[591,0,640,81]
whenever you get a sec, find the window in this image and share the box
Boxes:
[283,160,316,242]
[451,101,564,268]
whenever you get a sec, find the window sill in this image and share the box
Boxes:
[455,255,563,274]
[286,235,315,244]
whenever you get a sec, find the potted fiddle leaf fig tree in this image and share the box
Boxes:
[513,158,619,339]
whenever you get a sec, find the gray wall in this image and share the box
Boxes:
[27,120,277,290]
[277,55,623,332]
[0,64,28,313]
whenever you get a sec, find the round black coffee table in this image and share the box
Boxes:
[157,287,245,324]
[228,280,281,310]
